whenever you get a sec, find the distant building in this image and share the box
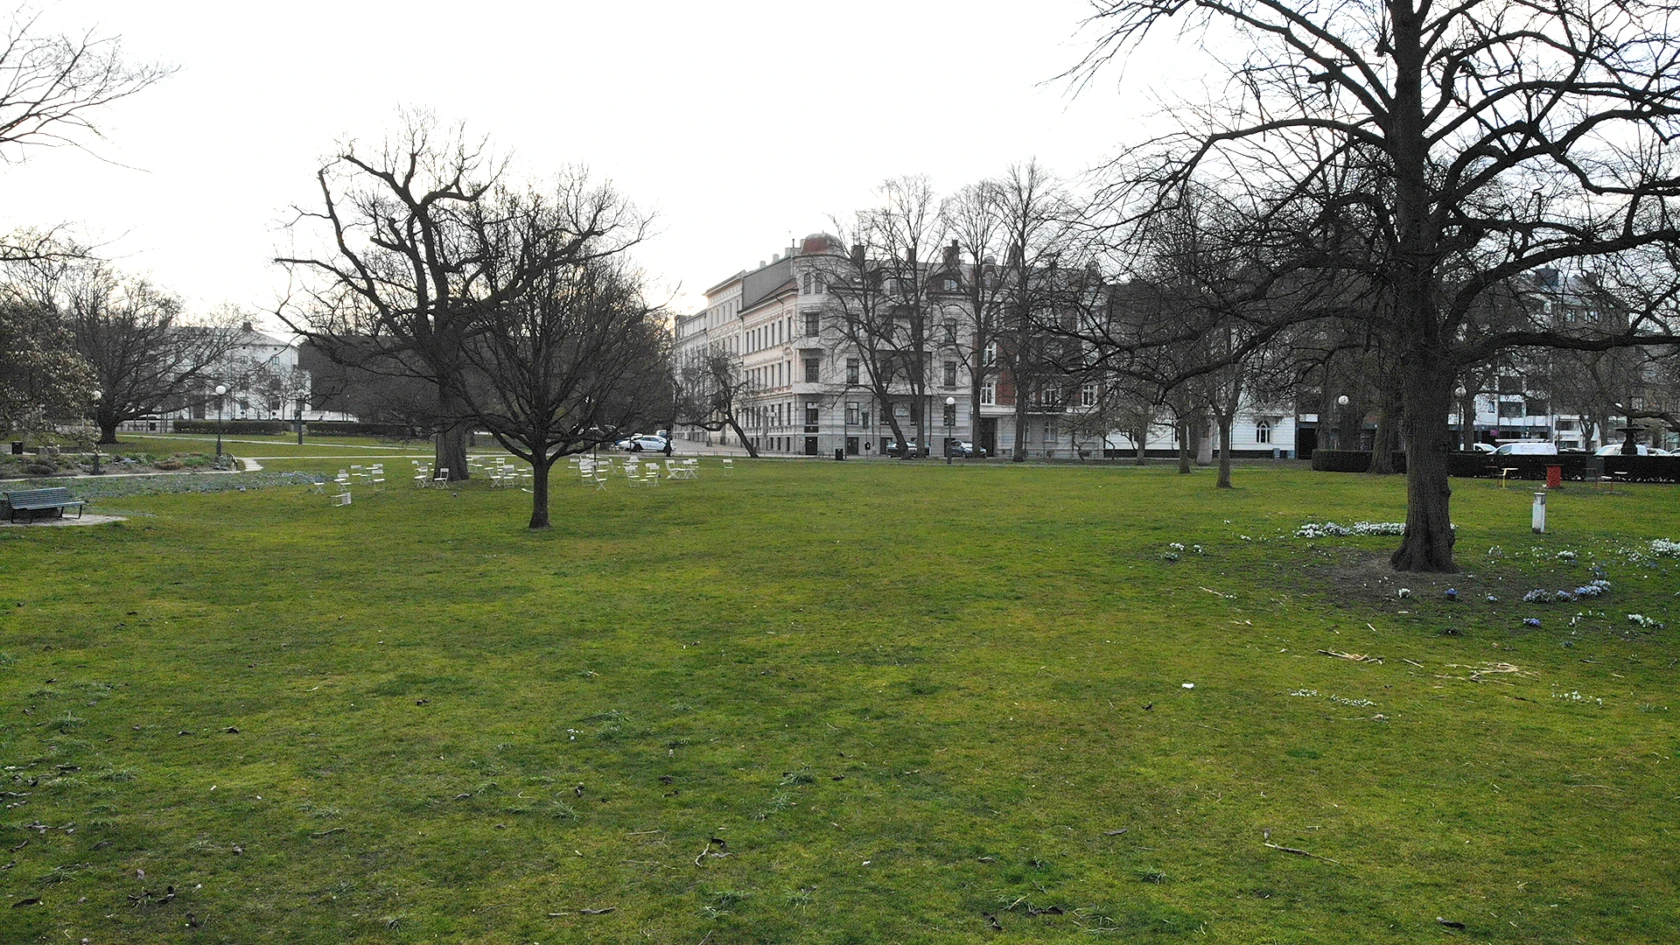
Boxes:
[680,234,1294,459]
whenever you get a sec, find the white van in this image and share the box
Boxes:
[1492,441,1558,456]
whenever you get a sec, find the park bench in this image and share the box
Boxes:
[3,487,88,523]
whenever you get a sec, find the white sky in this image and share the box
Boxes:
[4,0,1192,326]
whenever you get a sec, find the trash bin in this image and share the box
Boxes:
[834,448,845,461]
[1545,464,1563,489]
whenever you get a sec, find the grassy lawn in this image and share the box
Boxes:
[2,462,1676,943]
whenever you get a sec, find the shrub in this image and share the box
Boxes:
[1309,449,1407,473]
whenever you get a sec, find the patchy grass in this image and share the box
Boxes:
[1,461,1676,943]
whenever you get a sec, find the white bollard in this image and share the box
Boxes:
[1532,492,1546,534]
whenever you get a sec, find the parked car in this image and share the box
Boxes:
[954,441,987,458]
[1595,443,1670,456]
[1470,442,1496,453]
[615,434,669,452]
[885,440,920,457]
[1492,441,1558,456]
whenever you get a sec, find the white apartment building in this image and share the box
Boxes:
[680,234,1303,459]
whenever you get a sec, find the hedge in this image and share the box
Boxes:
[1315,449,1680,483]
[1309,449,1409,473]
[171,419,425,438]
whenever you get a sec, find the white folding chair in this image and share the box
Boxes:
[721,458,735,475]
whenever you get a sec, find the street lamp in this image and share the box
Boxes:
[1334,394,1349,450]
[90,389,102,475]
[1455,386,1469,449]
[296,394,306,446]
[214,384,228,460]
[944,396,956,464]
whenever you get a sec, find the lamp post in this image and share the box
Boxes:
[944,396,956,464]
[1454,386,1469,450]
[214,384,228,460]
[90,389,102,475]
[1334,394,1349,450]
[296,394,306,446]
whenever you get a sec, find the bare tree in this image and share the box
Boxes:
[674,343,761,457]
[0,10,171,263]
[820,178,950,456]
[940,180,1010,455]
[452,176,666,529]
[994,162,1080,461]
[1076,0,1680,571]
[51,260,242,443]
[278,113,501,481]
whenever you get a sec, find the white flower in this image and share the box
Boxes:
[1397,588,1411,598]
[1182,682,1195,689]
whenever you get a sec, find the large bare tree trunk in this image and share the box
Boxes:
[97,417,119,446]
[1216,413,1234,489]
[1391,357,1458,573]
[528,457,553,529]
[1176,420,1192,474]
[1011,397,1029,461]
[1134,429,1147,465]
[1369,380,1397,474]
[437,385,470,481]
[726,417,759,458]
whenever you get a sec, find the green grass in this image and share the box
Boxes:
[1,462,1677,943]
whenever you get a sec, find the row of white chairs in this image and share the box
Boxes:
[569,455,732,488]
[412,460,450,487]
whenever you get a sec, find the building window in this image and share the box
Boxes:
[804,358,821,383]
[805,312,819,337]
[1255,419,1271,444]
[846,358,859,385]
[1080,383,1096,407]
[805,402,819,426]
[801,273,813,294]
[846,401,860,426]
[943,320,957,344]
[1497,400,1524,419]
[981,381,995,406]
[943,361,957,387]
[983,341,998,366]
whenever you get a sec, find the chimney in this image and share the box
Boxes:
[944,239,959,268]
[851,243,864,267]
[242,321,254,332]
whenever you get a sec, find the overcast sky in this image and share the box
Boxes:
[5,1,1195,326]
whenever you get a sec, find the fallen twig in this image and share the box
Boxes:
[1401,658,1424,668]
[308,827,346,839]
[694,837,732,867]
[1319,649,1382,664]
[1439,661,1530,683]
[1103,828,1128,837]
[1199,586,1235,599]
[580,907,615,915]
[1263,841,1339,863]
